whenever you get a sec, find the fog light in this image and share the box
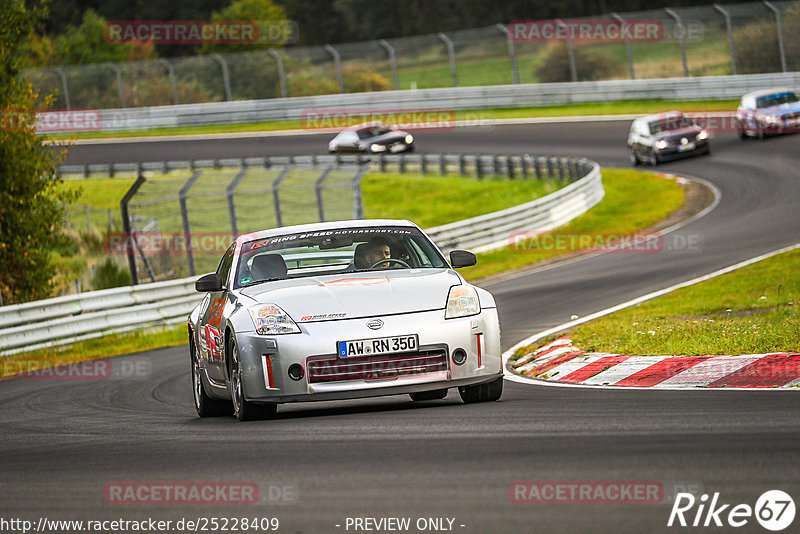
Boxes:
[288,363,304,381]
[452,348,467,366]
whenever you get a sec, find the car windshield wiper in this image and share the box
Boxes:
[241,277,286,288]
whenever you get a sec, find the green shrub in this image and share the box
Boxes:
[93,257,131,290]
[733,12,800,74]
[343,65,391,93]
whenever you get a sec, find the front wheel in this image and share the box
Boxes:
[459,376,503,403]
[649,148,660,166]
[230,339,277,421]
[192,341,231,418]
[629,148,640,166]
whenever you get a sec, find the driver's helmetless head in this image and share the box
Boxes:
[364,237,391,267]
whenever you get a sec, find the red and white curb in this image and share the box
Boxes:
[511,336,800,389]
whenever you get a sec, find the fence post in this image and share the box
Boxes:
[158,59,179,105]
[555,20,578,82]
[497,24,519,84]
[179,171,202,277]
[763,1,787,73]
[120,172,147,285]
[212,54,233,101]
[268,50,288,98]
[272,166,292,227]
[352,166,369,219]
[108,209,114,231]
[315,167,334,222]
[378,39,400,90]
[226,168,248,239]
[713,5,737,75]
[612,13,636,79]
[665,9,689,77]
[437,33,459,87]
[324,44,344,93]
[105,62,126,108]
[50,67,70,110]
[85,205,91,232]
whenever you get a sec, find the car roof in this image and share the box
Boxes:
[342,121,390,133]
[237,219,418,245]
[741,88,796,99]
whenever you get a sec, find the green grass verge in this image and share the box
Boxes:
[0,326,185,380]
[568,248,800,356]
[44,99,738,140]
[459,168,685,280]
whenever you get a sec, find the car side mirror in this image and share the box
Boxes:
[195,273,223,292]
[450,250,477,268]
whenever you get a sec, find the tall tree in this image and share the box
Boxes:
[0,0,75,304]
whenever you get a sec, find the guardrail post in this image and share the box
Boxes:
[475,156,483,179]
[272,166,292,227]
[506,155,515,178]
[378,39,400,90]
[378,154,387,172]
[437,33,459,87]
[120,172,147,285]
[324,44,344,93]
[763,1,787,73]
[226,168,248,239]
[546,157,555,179]
[158,59,179,105]
[459,154,466,176]
[399,154,406,174]
[534,157,543,179]
[497,24,519,84]
[211,54,233,101]
[179,171,202,276]
[555,20,578,82]
[612,13,636,79]
[268,50,288,98]
[105,62,126,108]
[352,166,369,219]
[420,154,427,175]
[521,155,529,179]
[50,67,70,110]
[713,5,737,75]
[665,9,689,77]
[439,154,447,175]
[315,166,334,222]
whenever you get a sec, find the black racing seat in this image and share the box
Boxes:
[250,254,288,281]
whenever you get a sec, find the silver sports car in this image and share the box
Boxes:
[188,219,503,421]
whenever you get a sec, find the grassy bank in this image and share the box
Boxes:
[44,99,738,140]
[565,247,800,356]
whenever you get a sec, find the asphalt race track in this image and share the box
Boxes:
[4,122,799,533]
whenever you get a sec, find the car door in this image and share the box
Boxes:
[198,244,235,383]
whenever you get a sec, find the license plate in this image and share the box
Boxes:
[677,142,695,152]
[337,335,418,358]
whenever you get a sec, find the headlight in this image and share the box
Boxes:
[405,134,414,144]
[655,140,668,150]
[248,304,300,335]
[445,286,480,319]
[696,130,708,140]
[370,144,387,152]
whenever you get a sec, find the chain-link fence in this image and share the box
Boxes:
[23,1,799,111]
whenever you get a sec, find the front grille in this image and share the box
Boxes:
[306,350,448,383]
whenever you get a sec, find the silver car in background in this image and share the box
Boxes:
[188,219,503,421]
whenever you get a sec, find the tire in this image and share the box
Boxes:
[738,128,747,140]
[409,388,448,401]
[649,148,660,166]
[191,339,231,418]
[629,148,640,166]
[229,338,277,421]
[703,143,711,156]
[458,376,503,404]
[757,125,765,141]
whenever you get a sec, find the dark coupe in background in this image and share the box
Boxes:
[328,122,415,154]
[627,111,710,166]
[736,88,800,140]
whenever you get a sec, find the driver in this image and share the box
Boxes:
[361,236,392,269]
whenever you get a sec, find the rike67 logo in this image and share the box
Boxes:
[668,490,795,531]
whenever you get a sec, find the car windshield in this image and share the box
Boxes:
[648,116,695,134]
[356,125,391,139]
[757,92,799,108]
[235,226,448,288]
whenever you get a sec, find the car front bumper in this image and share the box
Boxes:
[234,308,502,403]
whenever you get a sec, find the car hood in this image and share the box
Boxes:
[238,268,461,320]
[759,102,800,116]
[654,125,703,141]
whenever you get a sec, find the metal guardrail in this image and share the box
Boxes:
[59,72,800,133]
[2,154,601,355]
